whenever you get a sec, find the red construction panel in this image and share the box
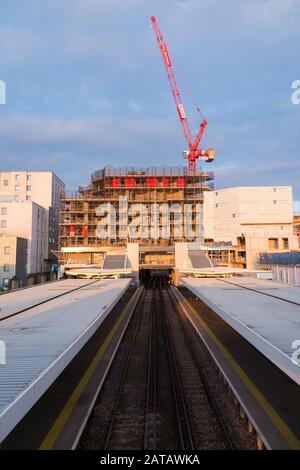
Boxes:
[125,178,135,188]
[162,178,169,187]
[147,177,157,188]
[177,177,185,188]
[111,178,120,188]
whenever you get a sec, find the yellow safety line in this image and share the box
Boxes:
[177,289,300,450]
[39,287,142,450]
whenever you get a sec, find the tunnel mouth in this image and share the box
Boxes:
[139,268,173,285]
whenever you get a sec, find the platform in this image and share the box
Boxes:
[0,279,95,320]
[0,278,131,443]
[181,276,300,386]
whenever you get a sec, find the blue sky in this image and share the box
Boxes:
[0,0,299,199]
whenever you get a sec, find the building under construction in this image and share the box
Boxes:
[59,165,214,269]
[60,171,298,278]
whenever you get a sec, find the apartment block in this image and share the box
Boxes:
[0,201,48,275]
[0,171,65,259]
[203,186,298,269]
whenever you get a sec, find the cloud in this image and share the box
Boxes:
[0,0,299,198]
[0,113,174,148]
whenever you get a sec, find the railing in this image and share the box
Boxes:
[92,166,214,180]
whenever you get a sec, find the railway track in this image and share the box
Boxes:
[80,278,253,450]
[103,280,152,449]
[158,281,194,450]
[162,285,234,449]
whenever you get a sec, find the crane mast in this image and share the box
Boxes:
[151,16,214,175]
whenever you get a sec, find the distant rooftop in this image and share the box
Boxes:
[260,252,300,266]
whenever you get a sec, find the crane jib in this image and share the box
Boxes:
[160,44,172,68]
[151,15,215,174]
[177,104,186,120]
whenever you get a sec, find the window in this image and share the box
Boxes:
[232,213,236,218]
[3,264,10,272]
[283,238,289,249]
[26,185,31,191]
[26,195,31,201]
[3,278,10,287]
[215,192,218,196]
[3,179,8,187]
[15,174,20,181]
[14,195,19,201]
[1,207,7,215]
[1,220,7,228]
[15,185,19,191]
[215,204,218,208]
[273,188,277,192]
[273,200,277,204]
[4,246,10,255]
[27,174,32,181]
[268,238,279,250]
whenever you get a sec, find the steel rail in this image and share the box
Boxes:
[166,286,235,449]
[158,282,194,450]
[144,278,157,450]
[103,279,151,449]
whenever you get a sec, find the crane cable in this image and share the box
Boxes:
[174,60,214,150]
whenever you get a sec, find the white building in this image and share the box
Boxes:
[0,172,64,288]
[0,171,64,260]
[0,171,64,254]
[204,186,298,269]
[0,201,48,272]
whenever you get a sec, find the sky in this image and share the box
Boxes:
[0,0,299,199]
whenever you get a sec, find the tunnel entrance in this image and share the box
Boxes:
[140,268,173,285]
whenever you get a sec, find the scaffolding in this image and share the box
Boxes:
[60,166,214,254]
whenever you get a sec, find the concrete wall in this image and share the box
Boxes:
[0,236,27,288]
[0,202,47,273]
[15,237,28,286]
[204,186,295,242]
[174,243,196,271]
[0,236,17,288]
[244,226,298,269]
[126,243,139,282]
[204,186,298,269]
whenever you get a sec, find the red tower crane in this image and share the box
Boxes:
[151,16,214,175]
